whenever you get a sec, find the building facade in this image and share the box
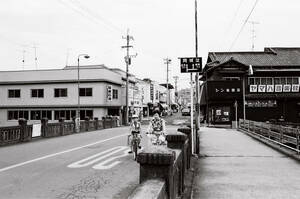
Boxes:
[0,65,123,126]
[200,47,300,124]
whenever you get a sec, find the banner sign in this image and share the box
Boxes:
[208,80,242,100]
[246,100,277,108]
[180,57,202,73]
[250,84,300,93]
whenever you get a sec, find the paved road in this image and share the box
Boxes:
[192,127,300,199]
[0,124,177,199]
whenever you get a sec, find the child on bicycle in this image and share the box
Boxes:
[128,114,142,153]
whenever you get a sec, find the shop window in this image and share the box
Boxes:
[260,78,267,85]
[31,110,41,120]
[292,77,299,84]
[8,110,29,120]
[274,78,281,84]
[280,77,286,84]
[254,78,260,85]
[266,77,273,85]
[249,77,255,85]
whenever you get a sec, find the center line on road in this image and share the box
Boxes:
[0,133,128,173]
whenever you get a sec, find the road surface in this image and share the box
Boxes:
[0,124,176,199]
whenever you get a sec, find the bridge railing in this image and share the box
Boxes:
[128,127,192,199]
[239,119,300,153]
[1,117,120,146]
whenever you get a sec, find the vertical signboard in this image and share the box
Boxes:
[107,85,112,101]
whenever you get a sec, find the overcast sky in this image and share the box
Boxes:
[1,0,300,89]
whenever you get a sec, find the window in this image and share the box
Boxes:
[155,90,159,100]
[223,77,240,81]
[8,89,20,98]
[266,78,273,85]
[8,110,29,120]
[280,77,286,84]
[260,78,267,85]
[80,110,93,120]
[249,77,255,85]
[293,77,299,84]
[79,88,93,97]
[31,110,41,120]
[54,88,67,97]
[54,110,76,120]
[31,89,44,98]
[113,89,118,99]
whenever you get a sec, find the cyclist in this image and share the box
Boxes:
[128,114,142,153]
[147,110,166,145]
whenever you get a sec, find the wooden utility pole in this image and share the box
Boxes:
[122,29,134,125]
[173,76,179,103]
[164,58,171,107]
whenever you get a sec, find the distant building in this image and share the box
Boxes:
[200,47,300,124]
[0,65,123,126]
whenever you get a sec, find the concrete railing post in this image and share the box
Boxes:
[18,118,28,142]
[297,128,300,154]
[137,147,176,199]
[177,127,192,169]
[94,117,99,130]
[102,117,106,129]
[85,117,90,131]
[166,132,188,195]
[41,118,48,137]
[59,118,65,136]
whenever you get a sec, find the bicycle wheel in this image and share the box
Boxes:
[133,140,138,161]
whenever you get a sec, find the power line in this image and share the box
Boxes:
[229,0,260,51]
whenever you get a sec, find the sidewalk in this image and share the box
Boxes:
[191,127,300,199]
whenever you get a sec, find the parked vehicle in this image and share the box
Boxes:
[181,108,190,116]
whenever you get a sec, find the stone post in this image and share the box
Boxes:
[85,117,90,131]
[166,132,188,195]
[41,118,49,137]
[137,146,176,199]
[94,117,99,130]
[102,117,106,129]
[59,118,65,136]
[18,118,28,142]
[177,127,192,169]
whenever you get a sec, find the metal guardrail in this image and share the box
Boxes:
[239,119,300,154]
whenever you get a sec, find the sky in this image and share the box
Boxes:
[1,0,300,89]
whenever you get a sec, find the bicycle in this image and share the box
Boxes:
[129,132,141,161]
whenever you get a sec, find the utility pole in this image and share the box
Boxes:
[22,49,26,70]
[173,76,179,103]
[122,29,134,125]
[248,21,259,51]
[32,44,38,69]
[164,58,171,108]
[194,0,200,154]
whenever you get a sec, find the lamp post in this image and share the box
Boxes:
[76,54,90,133]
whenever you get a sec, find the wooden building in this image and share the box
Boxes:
[200,47,300,124]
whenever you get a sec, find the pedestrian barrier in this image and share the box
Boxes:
[239,119,300,154]
[128,129,191,199]
[0,119,32,146]
[0,117,119,146]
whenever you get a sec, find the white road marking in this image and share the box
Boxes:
[92,147,130,170]
[68,146,129,169]
[0,133,127,173]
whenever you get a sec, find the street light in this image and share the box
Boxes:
[76,54,90,133]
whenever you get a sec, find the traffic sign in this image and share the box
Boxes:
[179,57,202,73]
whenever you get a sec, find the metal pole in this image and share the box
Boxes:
[167,60,169,108]
[243,75,246,122]
[194,0,200,154]
[76,57,80,133]
[190,73,194,154]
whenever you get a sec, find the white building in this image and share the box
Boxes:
[0,65,123,126]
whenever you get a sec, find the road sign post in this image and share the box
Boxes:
[179,57,202,154]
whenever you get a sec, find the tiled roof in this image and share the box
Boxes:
[206,47,300,69]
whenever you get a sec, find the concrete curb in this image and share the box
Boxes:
[238,129,300,162]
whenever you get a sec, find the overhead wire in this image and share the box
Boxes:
[229,0,259,51]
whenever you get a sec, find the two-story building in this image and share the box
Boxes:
[200,47,300,124]
[0,65,123,126]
